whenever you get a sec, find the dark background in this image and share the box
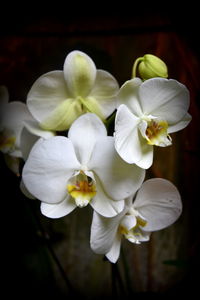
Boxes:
[1,6,200,299]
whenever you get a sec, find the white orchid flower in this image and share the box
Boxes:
[90,178,182,263]
[114,77,191,169]
[27,50,119,131]
[22,113,145,218]
[0,87,32,158]
[0,92,31,174]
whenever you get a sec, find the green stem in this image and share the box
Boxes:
[132,57,143,78]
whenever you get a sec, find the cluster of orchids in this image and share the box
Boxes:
[0,50,191,263]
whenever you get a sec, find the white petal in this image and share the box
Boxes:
[168,112,192,133]
[20,127,39,160]
[89,70,119,118]
[20,179,35,199]
[115,105,153,168]
[114,104,143,164]
[116,78,143,116]
[89,136,145,201]
[139,78,190,124]
[68,113,107,166]
[91,175,124,217]
[120,214,137,230]
[106,233,122,263]
[90,211,122,254]
[133,178,182,231]
[41,197,76,218]
[63,50,96,97]
[23,119,55,139]
[135,136,153,169]
[27,71,76,131]
[22,136,81,204]
[21,121,55,161]
[2,101,33,149]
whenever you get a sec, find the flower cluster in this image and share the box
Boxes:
[0,50,191,263]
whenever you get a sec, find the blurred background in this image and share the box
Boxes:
[0,5,200,299]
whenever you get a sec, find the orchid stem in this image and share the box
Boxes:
[132,57,143,78]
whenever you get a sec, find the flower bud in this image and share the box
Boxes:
[132,54,168,80]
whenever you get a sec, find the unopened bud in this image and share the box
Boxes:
[132,54,168,80]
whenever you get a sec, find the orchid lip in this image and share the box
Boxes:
[67,171,96,208]
[139,117,172,147]
[119,208,148,244]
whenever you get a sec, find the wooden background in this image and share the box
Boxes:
[1,10,200,299]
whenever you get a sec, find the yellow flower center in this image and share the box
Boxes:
[67,172,96,207]
[0,131,16,153]
[119,214,147,244]
[145,119,171,146]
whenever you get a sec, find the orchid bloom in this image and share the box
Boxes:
[90,178,182,263]
[0,86,33,158]
[114,77,191,169]
[26,50,119,131]
[22,113,145,218]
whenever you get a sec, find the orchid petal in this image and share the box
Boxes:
[135,136,153,169]
[133,178,182,231]
[41,97,84,131]
[22,136,81,204]
[63,50,96,98]
[90,211,122,254]
[139,78,190,124]
[68,113,107,166]
[41,196,76,218]
[27,71,75,131]
[114,104,142,164]
[91,175,124,217]
[21,120,55,160]
[89,70,119,118]
[89,136,145,200]
[20,128,39,161]
[23,120,55,139]
[168,112,192,133]
[115,105,153,168]
[116,78,143,115]
[20,179,35,199]
[2,101,33,149]
[120,214,137,230]
[106,233,122,263]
